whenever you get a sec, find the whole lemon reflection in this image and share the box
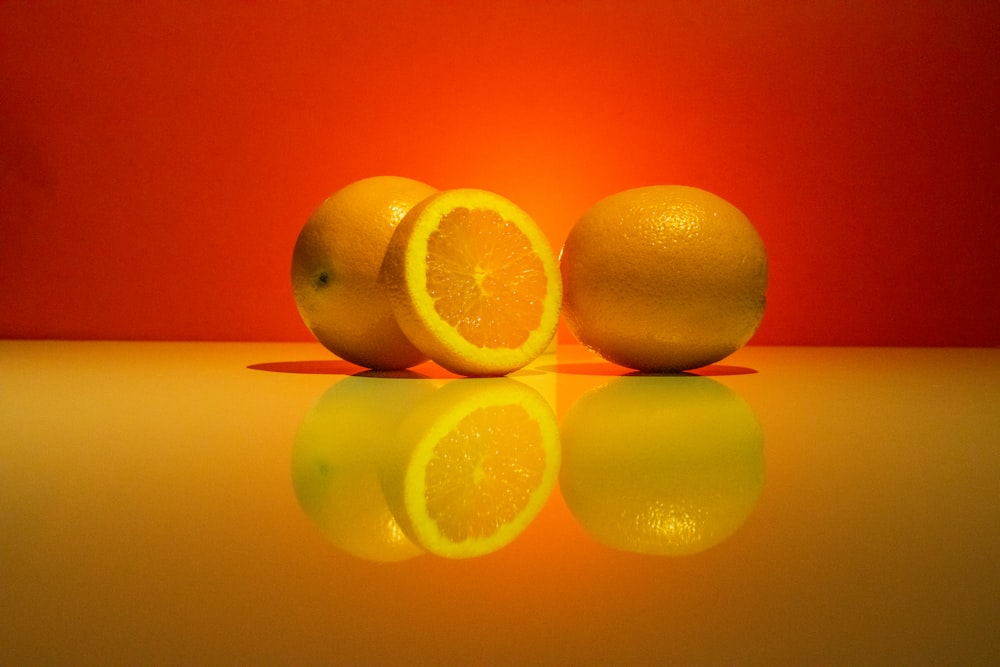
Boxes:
[381,378,560,559]
[292,375,560,561]
[291,372,437,563]
[559,375,764,556]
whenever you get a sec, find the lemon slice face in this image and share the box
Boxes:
[381,189,561,376]
[384,378,560,558]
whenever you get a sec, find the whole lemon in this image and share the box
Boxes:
[291,176,436,370]
[560,375,765,556]
[291,373,438,562]
[560,185,768,372]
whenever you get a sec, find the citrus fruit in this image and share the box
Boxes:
[291,176,437,370]
[560,185,768,372]
[559,375,765,555]
[290,372,437,562]
[381,378,560,558]
[379,188,561,376]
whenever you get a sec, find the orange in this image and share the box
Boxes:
[290,373,438,562]
[381,378,560,558]
[379,189,561,376]
[559,375,765,556]
[560,185,768,372]
[291,176,436,370]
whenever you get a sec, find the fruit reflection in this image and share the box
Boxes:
[291,372,437,562]
[559,375,764,556]
[381,378,560,559]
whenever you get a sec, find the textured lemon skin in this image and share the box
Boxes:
[380,189,562,377]
[560,185,767,372]
[560,375,765,555]
[291,375,436,562]
[291,176,436,370]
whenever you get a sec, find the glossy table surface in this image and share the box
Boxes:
[2,341,998,665]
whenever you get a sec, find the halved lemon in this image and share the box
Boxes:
[382,378,560,558]
[380,189,561,376]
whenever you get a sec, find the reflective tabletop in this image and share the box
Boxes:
[2,341,998,665]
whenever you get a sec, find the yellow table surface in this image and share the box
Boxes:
[2,341,998,665]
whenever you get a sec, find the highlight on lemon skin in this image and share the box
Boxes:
[560,185,768,373]
[290,373,438,563]
[559,375,765,556]
[380,188,562,377]
[380,378,561,559]
[291,175,436,371]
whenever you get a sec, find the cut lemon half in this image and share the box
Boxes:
[382,378,560,558]
[380,189,562,376]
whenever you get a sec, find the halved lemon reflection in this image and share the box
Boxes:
[291,372,438,563]
[559,375,764,556]
[292,374,560,561]
[381,378,560,559]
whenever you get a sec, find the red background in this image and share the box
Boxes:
[2,1,998,346]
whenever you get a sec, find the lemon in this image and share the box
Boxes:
[560,375,765,555]
[291,176,436,370]
[381,378,560,558]
[380,188,562,377]
[560,185,768,372]
[290,373,437,562]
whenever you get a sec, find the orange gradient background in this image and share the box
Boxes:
[2,1,998,346]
